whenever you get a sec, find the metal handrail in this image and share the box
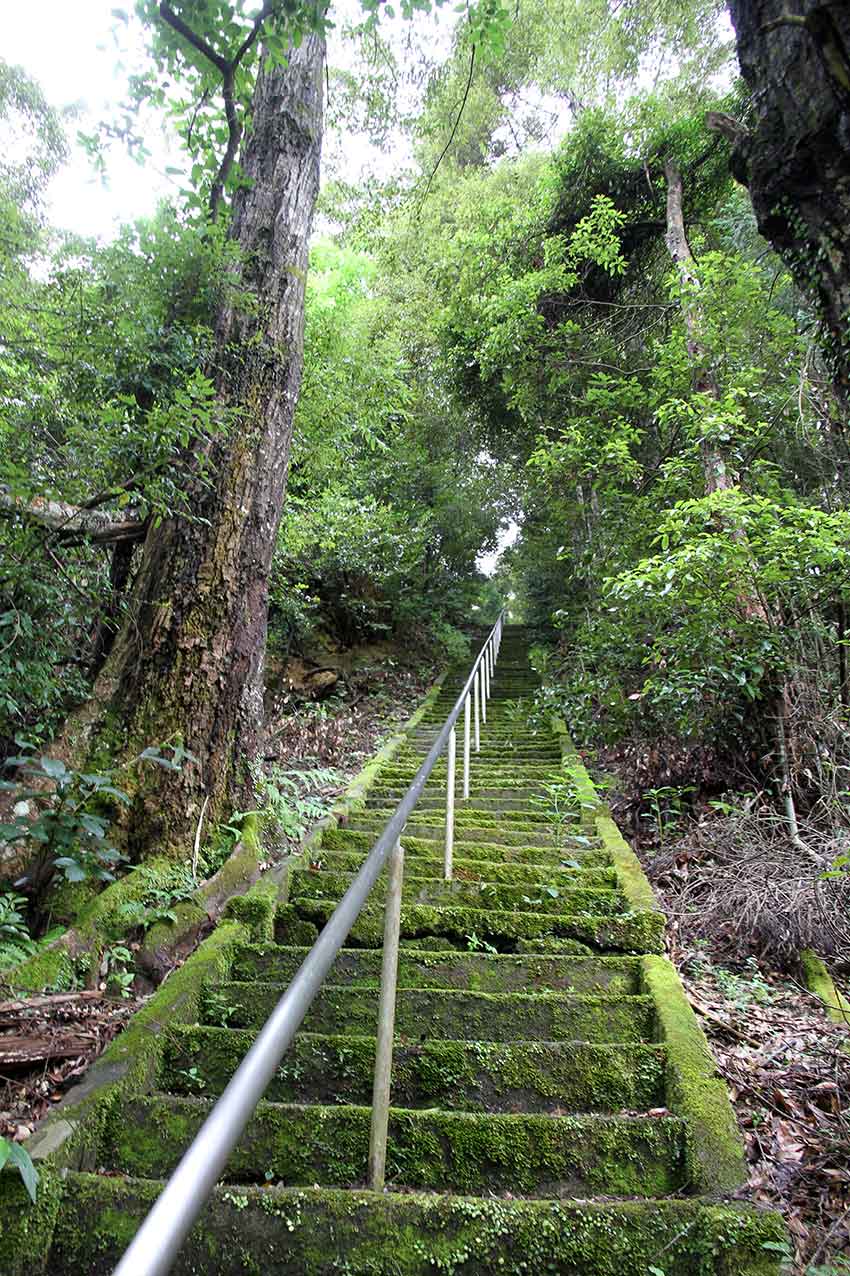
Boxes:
[112,611,504,1276]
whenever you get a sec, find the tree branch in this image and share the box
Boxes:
[158,3,229,73]
[418,44,477,212]
[160,1,282,219]
[0,491,146,545]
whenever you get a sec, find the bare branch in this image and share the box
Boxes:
[0,491,146,545]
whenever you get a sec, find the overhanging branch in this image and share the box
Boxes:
[0,491,147,545]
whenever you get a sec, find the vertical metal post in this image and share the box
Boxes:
[473,668,480,753]
[481,658,487,724]
[445,728,456,880]
[463,692,471,799]
[368,838,405,1191]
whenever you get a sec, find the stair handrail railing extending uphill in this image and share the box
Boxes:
[111,612,504,1276]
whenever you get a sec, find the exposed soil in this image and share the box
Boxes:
[678,947,850,1274]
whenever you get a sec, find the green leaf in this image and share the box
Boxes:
[6,1140,38,1203]
[39,757,69,781]
[53,858,87,883]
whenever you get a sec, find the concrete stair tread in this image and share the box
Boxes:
[289,871,626,916]
[205,980,658,1042]
[162,1025,667,1112]
[229,943,643,992]
[309,849,618,886]
[101,1095,687,1196]
[285,895,665,955]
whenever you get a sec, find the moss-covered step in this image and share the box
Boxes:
[204,982,656,1042]
[361,808,560,831]
[375,766,563,784]
[162,1026,667,1113]
[368,786,561,805]
[289,871,626,917]
[230,944,643,995]
[310,849,619,888]
[50,1177,784,1276]
[367,799,565,820]
[325,826,595,857]
[364,801,556,824]
[341,819,564,848]
[101,1096,686,1195]
[286,896,666,954]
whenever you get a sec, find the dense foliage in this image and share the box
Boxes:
[2,0,850,896]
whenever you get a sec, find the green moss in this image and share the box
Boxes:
[0,1164,64,1275]
[287,895,665,954]
[231,943,641,995]
[289,868,624,917]
[641,955,749,1193]
[163,1025,666,1113]
[222,877,277,941]
[595,813,659,914]
[7,942,77,993]
[799,948,850,1025]
[274,904,320,946]
[322,827,601,863]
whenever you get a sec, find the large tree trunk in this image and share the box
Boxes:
[89,34,325,858]
[726,0,850,410]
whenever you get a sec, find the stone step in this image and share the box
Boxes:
[289,870,626,916]
[368,787,561,804]
[48,1175,783,1274]
[100,1097,686,1196]
[283,897,665,954]
[342,817,564,846]
[203,982,656,1042]
[363,802,557,824]
[320,827,603,862]
[229,944,642,994]
[310,848,617,887]
[162,1025,667,1112]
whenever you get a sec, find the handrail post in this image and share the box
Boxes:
[473,668,480,753]
[368,837,405,1191]
[463,691,471,799]
[445,727,456,881]
[481,659,487,724]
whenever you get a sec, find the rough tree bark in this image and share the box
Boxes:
[724,0,850,409]
[83,32,325,858]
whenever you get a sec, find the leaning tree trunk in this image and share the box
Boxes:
[89,34,325,859]
[726,0,850,411]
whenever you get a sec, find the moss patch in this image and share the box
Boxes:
[205,981,656,1043]
[641,955,748,1193]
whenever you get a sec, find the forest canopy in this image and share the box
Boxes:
[1,0,849,947]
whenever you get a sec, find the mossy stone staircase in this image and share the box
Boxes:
[2,626,785,1274]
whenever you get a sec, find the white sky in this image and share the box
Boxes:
[2,1,180,239]
[4,0,516,570]
[1,0,453,242]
